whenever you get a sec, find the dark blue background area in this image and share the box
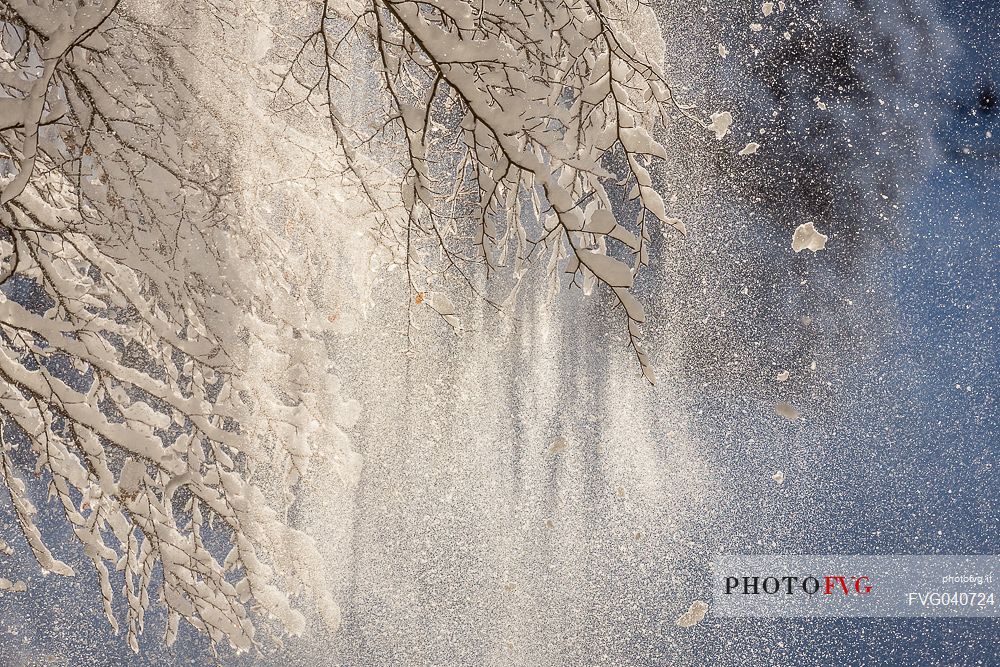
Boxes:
[693,1,999,663]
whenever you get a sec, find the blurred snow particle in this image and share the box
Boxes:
[762,2,774,16]
[815,96,828,110]
[750,23,764,32]
[775,402,800,420]
[707,111,733,140]
[776,370,790,382]
[335,398,362,428]
[791,222,828,252]
[676,600,709,627]
[739,142,760,156]
[718,43,729,58]
[548,436,569,454]
[772,470,786,485]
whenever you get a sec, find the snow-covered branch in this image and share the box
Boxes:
[0,0,340,653]
[272,0,698,382]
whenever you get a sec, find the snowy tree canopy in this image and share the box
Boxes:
[270,0,699,383]
[0,0,344,652]
[0,0,697,653]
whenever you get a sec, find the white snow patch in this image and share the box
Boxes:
[664,217,686,235]
[427,291,461,329]
[676,600,709,627]
[707,111,733,140]
[791,222,828,252]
